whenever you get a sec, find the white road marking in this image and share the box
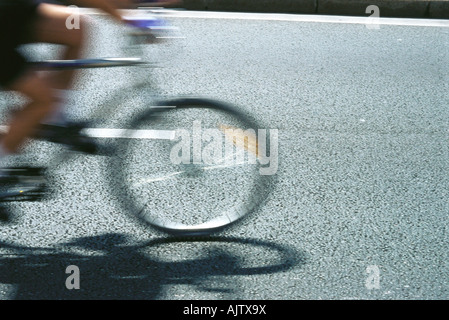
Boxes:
[161,10,449,28]
[80,8,449,28]
[83,128,175,139]
[0,126,176,140]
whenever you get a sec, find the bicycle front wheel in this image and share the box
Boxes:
[108,98,277,237]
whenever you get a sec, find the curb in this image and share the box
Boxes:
[181,0,449,19]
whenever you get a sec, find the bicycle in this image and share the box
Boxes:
[0,9,276,237]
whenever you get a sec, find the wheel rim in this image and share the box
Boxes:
[108,98,276,236]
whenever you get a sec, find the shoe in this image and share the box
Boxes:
[36,121,98,154]
[0,166,48,202]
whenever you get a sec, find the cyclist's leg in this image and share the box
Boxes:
[4,4,98,154]
[1,71,55,155]
[30,3,86,90]
[0,69,53,221]
[12,3,87,127]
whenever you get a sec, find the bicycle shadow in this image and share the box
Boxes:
[0,233,306,299]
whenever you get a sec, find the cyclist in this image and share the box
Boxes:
[0,0,179,221]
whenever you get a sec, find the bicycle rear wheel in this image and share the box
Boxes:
[108,98,277,237]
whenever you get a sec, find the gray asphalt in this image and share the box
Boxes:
[0,10,448,300]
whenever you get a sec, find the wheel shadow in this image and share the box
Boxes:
[0,233,306,299]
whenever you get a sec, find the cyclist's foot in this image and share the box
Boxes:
[36,121,98,154]
[0,166,49,202]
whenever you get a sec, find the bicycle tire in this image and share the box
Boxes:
[107,97,277,237]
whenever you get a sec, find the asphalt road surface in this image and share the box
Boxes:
[0,10,448,300]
